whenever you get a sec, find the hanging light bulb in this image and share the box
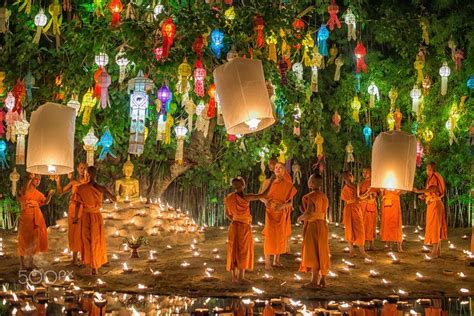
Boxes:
[439,61,451,96]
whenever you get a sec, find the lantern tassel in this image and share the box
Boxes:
[334,57,343,81]
[15,136,25,165]
[164,115,174,145]
[111,12,120,26]
[175,139,184,164]
[207,98,216,118]
[440,77,448,96]
[33,26,43,44]
[268,42,277,63]
[356,57,367,74]
[94,67,103,98]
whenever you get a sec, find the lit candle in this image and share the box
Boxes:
[258,257,265,263]
[448,243,456,250]
[293,274,303,283]
[137,284,147,290]
[111,254,119,261]
[192,251,200,257]
[364,258,374,265]
[151,269,161,276]
[96,278,106,287]
[343,259,356,268]
[424,254,432,262]
[212,248,219,254]
[252,287,264,294]
[113,230,120,238]
[122,262,133,273]
[166,245,172,249]
[381,279,391,286]
[181,261,190,267]
[415,272,425,281]
[263,273,273,281]
[389,253,400,264]
[343,247,350,253]
[148,251,157,263]
[457,272,467,280]
[459,288,470,296]
[398,289,408,297]
[328,271,338,279]
[421,245,430,253]
[369,270,380,278]
[462,235,468,240]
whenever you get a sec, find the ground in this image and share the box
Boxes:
[0,202,472,301]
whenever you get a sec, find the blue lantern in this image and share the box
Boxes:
[210,29,225,58]
[97,129,116,161]
[363,124,372,147]
[0,140,8,169]
[467,75,474,91]
[354,73,361,93]
[411,121,418,135]
[317,24,329,56]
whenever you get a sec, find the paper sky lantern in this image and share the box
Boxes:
[213,57,275,135]
[33,9,47,44]
[439,61,451,96]
[371,131,417,191]
[174,119,188,165]
[83,127,98,166]
[26,103,75,175]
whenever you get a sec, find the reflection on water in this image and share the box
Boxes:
[0,283,472,315]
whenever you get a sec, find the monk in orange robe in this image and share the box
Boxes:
[74,166,115,274]
[262,162,297,269]
[414,162,447,258]
[341,171,368,258]
[17,174,55,270]
[380,189,404,252]
[297,174,330,288]
[225,176,274,283]
[359,167,378,251]
[55,162,87,266]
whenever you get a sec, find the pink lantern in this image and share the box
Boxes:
[194,60,206,97]
[98,70,111,109]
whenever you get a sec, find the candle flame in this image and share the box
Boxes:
[382,171,397,189]
[252,287,264,294]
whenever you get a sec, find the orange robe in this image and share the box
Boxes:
[17,189,48,256]
[299,191,330,276]
[68,182,85,252]
[263,177,297,255]
[74,183,107,269]
[360,178,377,241]
[341,185,365,246]
[381,303,397,316]
[225,192,254,271]
[380,190,403,243]
[424,172,447,244]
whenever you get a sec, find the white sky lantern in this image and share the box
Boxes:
[410,85,422,115]
[83,127,99,166]
[439,61,451,96]
[27,103,75,175]
[213,57,275,135]
[371,131,417,191]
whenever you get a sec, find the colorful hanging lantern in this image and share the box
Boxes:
[156,114,166,142]
[354,73,361,93]
[108,0,123,26]
[328,44,338,65]
[83,127,98,166]
[367,81,379,108]
[317,24,329,57]
[292,18,305,38]
[164,113,174,145]
[354,41,367,74]
[254,15,265,49]
[416,141,423,167]
[394,108,402,131]
[115,49,130,84]
[279,28,290,60]
[78,88,97,126]
[154,47,163,62]
[351,96,361,123]
[177,58,192,94]
[206,84,216,119]
[10,167,20,196]
[94,52,108,98]
[467,75,474,92]
[279,58,289,85]
[310,66,318,93]
[157,84,171,115]
[327,0,341,30]
[292,62,303,83]
[195,101,210,138]
[414,55,424,84]
[153,2,164,19]
[14,111,29,165]
[387,112,395,131]
[389,87,398,109]
[454,49,464,71]
[439,61,451,96]
[174,119,188,165]
[97,70,111,109]
[194,60,206,97]
[0,71,5,95]
[33,9,48,44]
[4,92,18,141]
[293,104,301,136]
[0,139,8,169]
[420,18,430,45]
[192,35,204,60]
[446,101,459,145]
[345,141,354,163]
[332,111,341,131]
[224,6,235,23]
[423,128,433,143]
[315,133,324,157]
[363,124,372,147]
[266,32,278,63]
[410,85,422,115]
[210,29,225,58]
[421,75,431,96]
[161,18,176,59]
[344,8,356,41]
[334,56,344,81]
[97,129,116,161]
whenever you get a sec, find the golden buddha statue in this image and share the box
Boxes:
[115,155,140,202]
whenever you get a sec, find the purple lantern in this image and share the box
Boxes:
[157,84,171,114]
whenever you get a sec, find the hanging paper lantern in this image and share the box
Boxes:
[0,71,5,95]
[4,92,18,141]
[174,119,188,165]
[224,6,235,23]
[254,15,265,49]
[14,111,29,165]
[184,98,195,131]
[315,132,324,157]
[454,49,464,71]
[193,60,206,97]
[98,70,111,109]
[293,104,301,136]
[279,58,289,85]
[351,96,361,123]
[414,56,424,84]
[310,66,318,93]
[389,87,398,109]
[0,7,8,34]
[33,9,48,44]
[354,73,362,93]
[327,0,341,30]
[9,167,20,196]
[115,49,130,84]
[95,52,109,68]
[345,141,354,163]
[164,114,174,145]
[354,41,367,74]
[177,58,192,94]
[192,35,204,60]
[154,47,163,62]
[292,62,303,83]
[0,110,5,138]
[108,0,123,26]
[344,8,356,41]
[153,2,164,18]
[213,57,275,135]
[416,141,424,167]
[466,75,474,91]
[439,61,451,96]
[411,121,418,135]
[78,88,97,126]
[94,52,109,98]
[363,124,372,147]
[12,80,26,113]
[207,84,216,118]
[83,127,98,166]
[367,81,379,108]
[410,85,422,115]
[334,56,344,81]
[371,131,417,190]
[157,84,171,115]
[266,32,278,63]
[26,103,75,175]
[210,29,225,58]
[156,114,166,142]
[445,101,459,145]
[317,24,329,56]
[420,18,430,45]
[292,18,305,38]
[423,129,433,143]
[332,111,341,131]
[0,139,8,169]
[97,128,116,161]
[386,112,395,131]
[394,108,402,131]
[161,18,176,59]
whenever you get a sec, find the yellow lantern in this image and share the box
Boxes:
[351,96,361,123]
[371,131,417,191]
[177,58,192,94]
[213,58,275,135]
[26,103,76,175]
[315,132,324,157]
[78,88,97,126]
[266,32,278,63]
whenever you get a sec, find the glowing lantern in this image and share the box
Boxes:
[445,101,459,145]
[161,18,176,59]
[177,59,192,94]
[12,80,26,113]
[332,111,341,131]
[184,97,195,131]
[210,29,225,58]
[156,114,166,142]
[194,60,206,97]
[108,0,123,26]
[354,41,367,74]
[254,15,265,48]
[410,85,422,115]
[310,66,318,92]
[389,87,398,109]
[422,75,431,95]
[317,24,329,56]
[97,128,116,161]
[95,52,109,67]
[345,141,354,163]
[115,49,130,84]
[14,111,29,165]
[33,9,48,44]
[67,95,81,116]
[207,84,216,119]
[327,0,341,30]
[0,139,7,169]
[416,141,423,167]
[4,92,18,141]
[192,35,204,59]
[0,71,5,95]
[94,52,108,98]
[97,70,111,109]
[157,84,171,115]
[467,75,474,91]
[78,88,96,126]
[153,2,164,18]
[344,8,356,41]
[334,56,344,81]
[279,58,289,85]
[351,96,361,123]
[414,56,424,84]
[315,133,324,157]
[154,47,163,62]
[213,57,275,135]
[26,103,75,175]
[371,131,417,191]
[301,33,314,66]
[387,112,395,131]
[292,62,303,82]
[367,81,379,108]
[363,124,372,147]
[266,32,278,63]
[83,127,98,166]
[439,61,451,96]
[292,18,305,38]
[174,119,188,165]
[10,167,20,196]
[224,6,235,23]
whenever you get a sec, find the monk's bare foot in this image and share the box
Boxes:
[359,250,370,259]
[429,251,439,259]
[302,282,319,289]
[397,247,404,253]
[319,278,327,288]
[349,252,356,258]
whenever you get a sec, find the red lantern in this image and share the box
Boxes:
[354,41,367,74]
[108,0,123,26]
[227,134,236,142]
[416,141,424,168]
[327,0,341,30]
[12,80,26,113]
[93,67,104,98]
[161,18,176,59]
[154,47,163,62]
[254,15,265,48]
[192,35,204,59]
[292,18,305,38]
[194,60,206,97]
[207,83,216,119]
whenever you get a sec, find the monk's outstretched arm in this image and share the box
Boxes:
[55,176,74,195]
[246,176,276,202]
[95,184,117,202]
[413,185,437,194]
